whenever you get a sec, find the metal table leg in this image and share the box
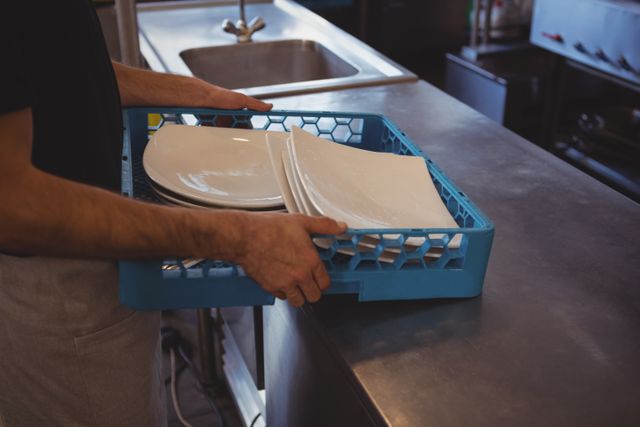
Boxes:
[197,308,221,386]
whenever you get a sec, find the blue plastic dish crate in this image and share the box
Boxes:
[119,108,494,310]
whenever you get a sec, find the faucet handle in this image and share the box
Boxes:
[248,16,265,33]
[222,19,239,35]
[222,15,265,42]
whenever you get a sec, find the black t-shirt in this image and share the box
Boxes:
[1,0,123,191]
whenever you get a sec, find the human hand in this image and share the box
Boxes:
[193,79,272,112]
[233,213,347,307]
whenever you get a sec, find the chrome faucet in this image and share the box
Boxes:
[222,0,265,43]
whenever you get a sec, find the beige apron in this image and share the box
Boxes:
[0,254,166,426]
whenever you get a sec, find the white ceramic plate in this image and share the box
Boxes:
[151,183,285,211]
[281,147,443,258]
[284,137,318,215]
[265,134,299,214]
[263,128,447,260]
[276,136,406,262]
[290,127,461,248]
[152,184,211,209]
[143,124,285,209]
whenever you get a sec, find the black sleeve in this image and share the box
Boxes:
[0,11,35,115]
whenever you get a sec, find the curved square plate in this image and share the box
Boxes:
[143,124,285,209]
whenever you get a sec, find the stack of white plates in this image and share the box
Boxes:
[266,127,461,261]
[143,124,286,212]
[143,124,460,262]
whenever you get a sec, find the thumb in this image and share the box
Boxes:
[304,216,348,235]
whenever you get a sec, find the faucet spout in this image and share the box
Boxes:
[239,0,246,23]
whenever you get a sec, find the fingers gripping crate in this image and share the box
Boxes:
[119,108,494,310]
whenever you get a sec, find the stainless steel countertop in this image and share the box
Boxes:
[267,81,640,426]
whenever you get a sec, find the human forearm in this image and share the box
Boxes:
[112,61,271,111]
[0,109,240,259]
[113,61,207,107]
[0,165,244,261]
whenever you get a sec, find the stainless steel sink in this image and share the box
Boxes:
[137,0,417,98]
[180,40,358,90]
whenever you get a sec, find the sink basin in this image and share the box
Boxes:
[180,40,358,90]
[137,0,417,98]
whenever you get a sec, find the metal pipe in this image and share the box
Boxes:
[239,0,246,23]
[213,308,224,380]
[114,0,142,67]
[197,308,217,385]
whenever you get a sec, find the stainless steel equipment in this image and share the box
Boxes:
[530,0,640,202]
[462,0,533,61]
[549,61,640,202]
[445,48,552,144]
[530,0,640,86]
